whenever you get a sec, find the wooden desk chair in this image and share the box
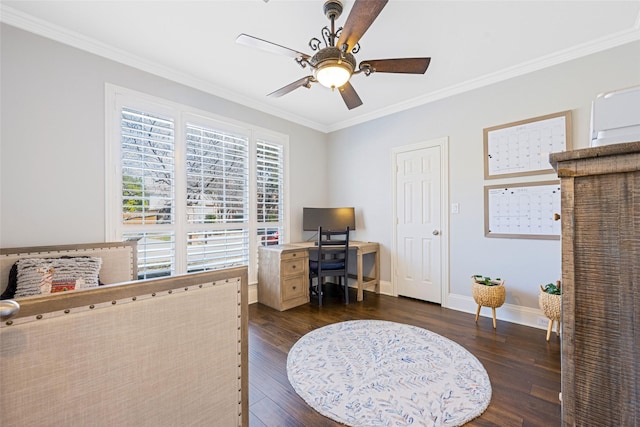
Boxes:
[309,227,349,306]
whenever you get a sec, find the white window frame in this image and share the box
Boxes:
[105,84,289,284]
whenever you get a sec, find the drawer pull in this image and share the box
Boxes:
[292,253,297,257]
[292,286,296,290]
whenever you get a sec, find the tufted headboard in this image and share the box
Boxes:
[0,241,137,294]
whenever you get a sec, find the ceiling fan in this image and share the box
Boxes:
[236,0,431,110]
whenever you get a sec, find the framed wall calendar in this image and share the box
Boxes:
[484,110,572,179]
[484,181,561,240]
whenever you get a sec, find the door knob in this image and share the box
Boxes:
[432,230,440,236]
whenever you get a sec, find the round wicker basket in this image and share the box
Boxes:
[539,289,561,321]
[471,280,506,308]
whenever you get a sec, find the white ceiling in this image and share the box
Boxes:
[2,1,639,132]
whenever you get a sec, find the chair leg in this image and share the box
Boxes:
[343,274,349,304]
[310,276,322,307]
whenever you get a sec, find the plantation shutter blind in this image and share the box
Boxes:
[257,140,284,224]
[185,123,250,272]
[120,107,176,278]
[109,86,288,281]
[256,140,284,246]
[121,107,175,224]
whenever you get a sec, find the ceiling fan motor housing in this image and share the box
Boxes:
[311,47,355,71]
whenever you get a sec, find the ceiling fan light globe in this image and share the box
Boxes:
[316,63,351,89]
[311,48,356,89]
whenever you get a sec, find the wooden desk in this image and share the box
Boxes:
[258,245,309,311]
[290,241,380,302]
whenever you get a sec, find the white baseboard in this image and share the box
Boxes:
[250,283,551,332]
[249,283,258,305]
[378,280,393,296]
[446,293,551,331]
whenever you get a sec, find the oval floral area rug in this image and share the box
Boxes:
[287,320,492,426]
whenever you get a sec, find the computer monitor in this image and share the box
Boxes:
[302,207,356,232]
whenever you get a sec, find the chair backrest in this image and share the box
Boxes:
[312,226,350,273]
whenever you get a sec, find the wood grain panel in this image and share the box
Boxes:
[551,141,639,426]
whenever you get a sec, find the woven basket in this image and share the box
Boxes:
[539,289,561,321]
[471,280,506,308]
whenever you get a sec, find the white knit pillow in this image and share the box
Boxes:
[14,257,102,298]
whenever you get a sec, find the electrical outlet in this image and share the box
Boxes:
[537,317,549,327]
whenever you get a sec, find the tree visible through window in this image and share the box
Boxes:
[256,140,284,247]
[108,90,287,282]
[119,107,175,278]
[184,122,249,273]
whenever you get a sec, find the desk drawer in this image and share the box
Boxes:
[281,258,305,277]
[281,250,306,262]
[282,276,305,301]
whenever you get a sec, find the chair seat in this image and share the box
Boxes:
[310,260,345,271]
[309,226,350,306]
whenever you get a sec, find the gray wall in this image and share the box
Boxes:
[326,41,640,310]
[2,22,639,320]
[0,23,327,247]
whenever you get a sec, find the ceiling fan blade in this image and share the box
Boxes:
[339,81,363,110]
[360,58,431,74]
[267,76,313,98]
[236,33,310,60]
[336,0,388,52]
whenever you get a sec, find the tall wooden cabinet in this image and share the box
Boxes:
[550,141,639,426]
[258,244,309,311]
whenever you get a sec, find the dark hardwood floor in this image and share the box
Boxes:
[248,286,561,426]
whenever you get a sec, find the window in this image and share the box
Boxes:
[256,139,284,248]
[106,85,288,283]
[184,121,250,274]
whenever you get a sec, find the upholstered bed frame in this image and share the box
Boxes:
[0,242,248,426]
[0,241,138,295]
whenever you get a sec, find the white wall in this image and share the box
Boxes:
[0,24,327,247]
[326,41,640,319]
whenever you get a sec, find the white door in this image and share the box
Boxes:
[395,144,442,303]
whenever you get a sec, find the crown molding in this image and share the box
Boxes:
[2,5,638,134]
[327,20,640,133]
[0,5,331,133]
